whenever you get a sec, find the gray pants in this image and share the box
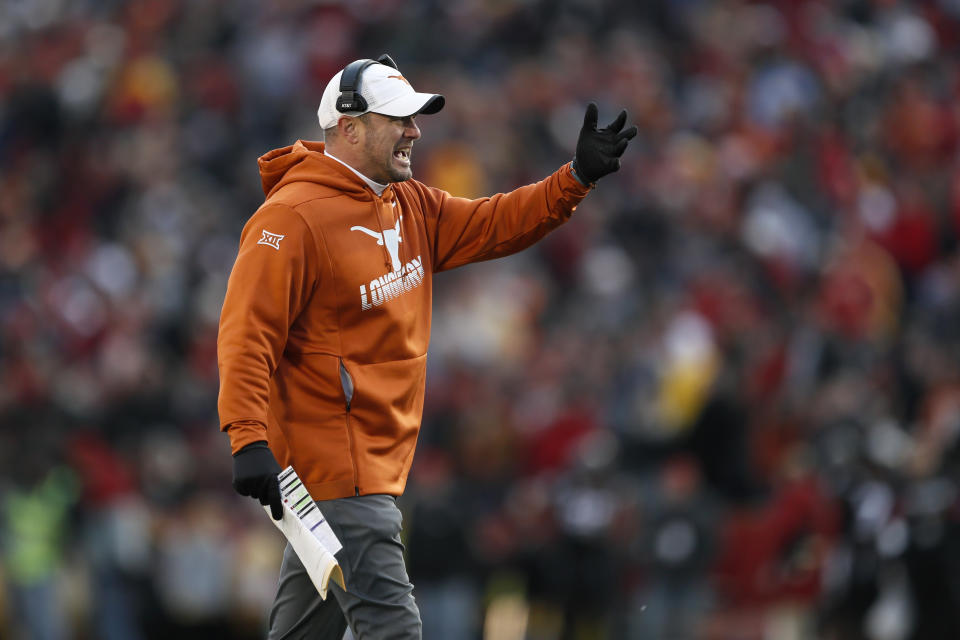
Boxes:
[267,494,421,640]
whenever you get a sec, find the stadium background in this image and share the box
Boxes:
[3,0,960,638]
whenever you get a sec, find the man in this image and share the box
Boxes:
[217,54,636,639]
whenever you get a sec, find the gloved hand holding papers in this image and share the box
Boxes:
[264,466,345,600]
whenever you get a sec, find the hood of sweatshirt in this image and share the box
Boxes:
[258,140,374,200]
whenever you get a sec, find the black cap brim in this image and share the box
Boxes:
[417,94,445,115]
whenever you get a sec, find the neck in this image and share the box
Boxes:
[325,142,371,175]
[324,148,388,196]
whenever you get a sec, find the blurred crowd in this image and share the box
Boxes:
[3,0,960,638]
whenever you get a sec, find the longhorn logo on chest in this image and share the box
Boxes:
[350,217,403,272]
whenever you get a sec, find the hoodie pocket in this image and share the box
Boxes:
[339,359,355,412]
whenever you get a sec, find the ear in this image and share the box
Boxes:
[337,116,363,144]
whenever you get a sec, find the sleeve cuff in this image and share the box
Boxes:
[224,420,269,455]
[569,161,594,188]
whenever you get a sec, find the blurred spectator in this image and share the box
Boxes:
[404,449,480,640]
[0,423,78,640]
[68,430,149,640]
[631,455,718,639]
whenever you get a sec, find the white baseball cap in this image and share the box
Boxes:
[317,61,444,129]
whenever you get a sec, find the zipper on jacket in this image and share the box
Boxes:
[339,358,360,495]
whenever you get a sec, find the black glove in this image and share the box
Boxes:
[572,103,638,184]
[232,441,283,520]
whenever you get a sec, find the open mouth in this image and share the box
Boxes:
[393,147,412,166]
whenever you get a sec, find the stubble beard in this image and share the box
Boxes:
[365,137,413,183]
[385,149,413,183]
[391,164,413,182]
[385,162,412,183]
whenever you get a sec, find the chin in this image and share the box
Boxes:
[389,168,413,183]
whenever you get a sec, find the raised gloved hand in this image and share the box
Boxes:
[572,103,638,184]
[232,441,283,520]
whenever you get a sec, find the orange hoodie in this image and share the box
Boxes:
[218,140,591,500]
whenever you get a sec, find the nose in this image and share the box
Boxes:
[403,117,421,140]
